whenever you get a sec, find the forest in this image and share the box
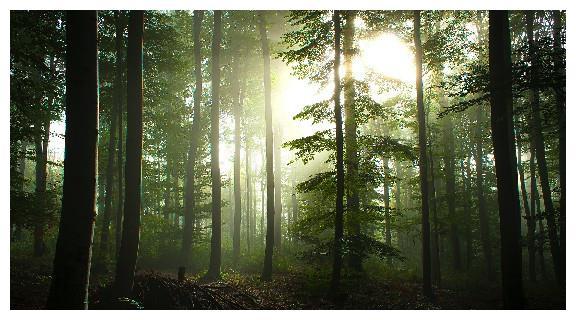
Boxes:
[9,10,566,310]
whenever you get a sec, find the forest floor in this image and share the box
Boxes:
[10,257,565,310]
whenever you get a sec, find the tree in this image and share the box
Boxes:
[414,10,433,299]
[525,11,563,287]
[115,11,126,260]
[488,10,524,309]
[232,45,242,265]
[343,11,362,272]
[99,10,124,264]
[46,10,99,309]
[181,10,204,278]
[114,10,144,298]
[330,9,344,293]
[206,10,223,280]
[259,12,276,281]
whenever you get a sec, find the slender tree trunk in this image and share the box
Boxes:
[114,10,144,298]
[488,10,524,308]
[274,126,283,251]
[330,10,345,293]
[259,12,276,281]
[207,10,222,280]
[46,11,98,309]
[100,19,121,257]
[342,10,361,272]
[515,115,536,282]
[526,11,563,287]
[414,10,432,299]
[232,53,242,266]
[552,11,565,276]
[181,10,204,276]
[163,159,171,221]
[115,11,125,260]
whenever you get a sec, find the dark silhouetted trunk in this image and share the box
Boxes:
[331,10,344,293]
[515,115,536,282]
[99,11,123,261]
[526,11,563,287]
[115,11,125,260]
[246,140,252,255]
[259,12,276,281]
[46,11,98,309]
[552,10,565,273]
[343,11,362,272]
[181,10,204,276]
[114,10,144,298]
[207,10,222,280]
[414,10,432,299]
[488,10,524,308]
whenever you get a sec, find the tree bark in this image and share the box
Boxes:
[33,118,49,257]
[342,11,362,272]
[115,11,125,260]
[114,10,144,298]
[383,158,391,266]
[99,11,122,260]
[207,10,222,280]
[443,116,461,271]
[259,12,276,281]
[330,10,345,293]
[526,11,563,287]
[515,115,536,282]
[488,10,524,308]
[46,11,98,309]
[552,11,565,274]
[414,10,432,299]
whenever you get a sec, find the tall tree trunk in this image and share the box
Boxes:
[414,10,432,299]
[343,10,361,272]
[232,52,242,266]
[114,10,144,298]
[181,10,204,276]
[115,11,125,260]
[259,12,276,281]
[207,10,222,280]
[526,11,563,287]
[488,10,524,308]
[515,115,536,282]
[46,11,98,309]
[274,126,283,251]
[330,10,345,293]
[100,13,122,258]
[552,10,565,275]
[163,159,171,221]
